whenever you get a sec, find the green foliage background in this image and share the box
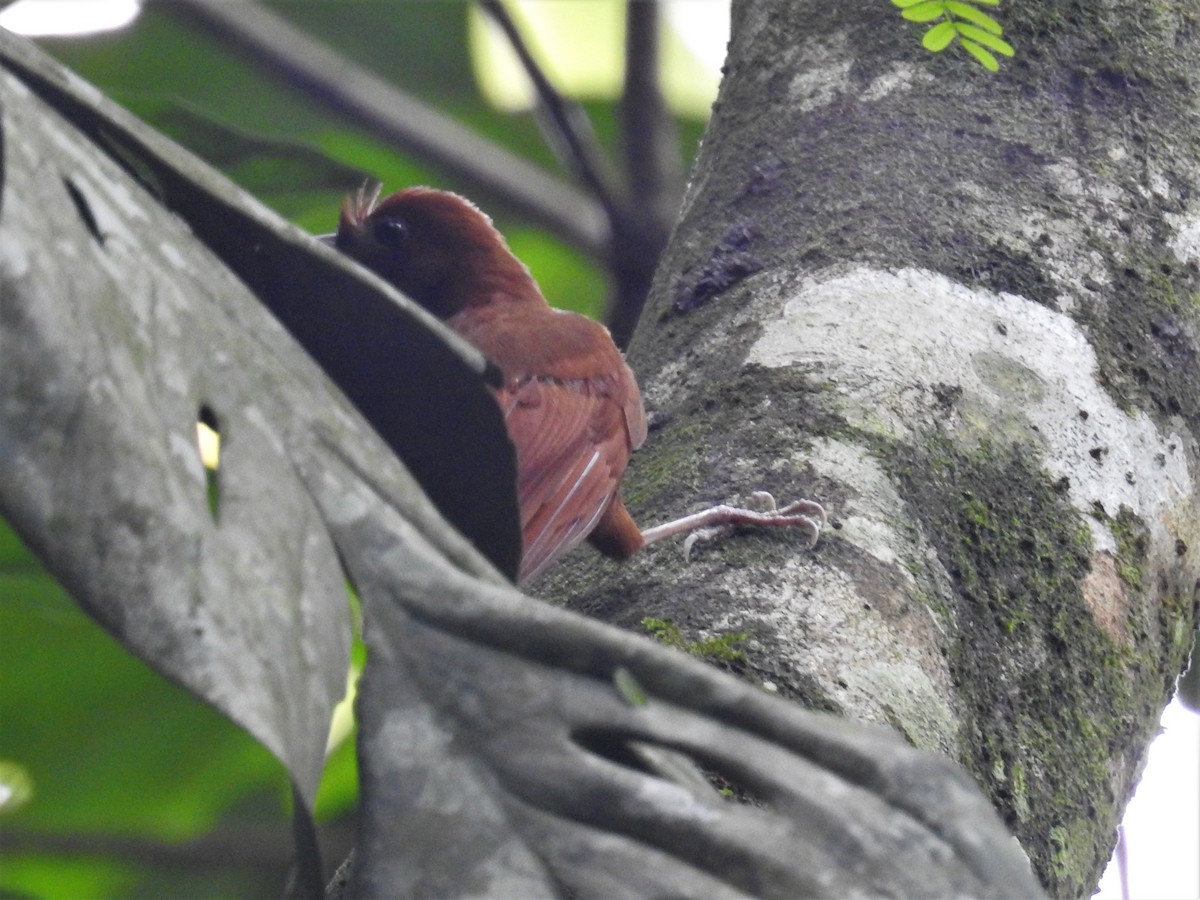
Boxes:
[0,4,712,896]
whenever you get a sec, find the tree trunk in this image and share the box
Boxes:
[546,1,1200,895]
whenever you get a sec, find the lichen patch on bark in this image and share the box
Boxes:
[746,266,1195,566]
[1165,212,1200,264]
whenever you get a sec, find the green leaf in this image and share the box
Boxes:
[964,0,1000,6]
[902,1,948,23]
[507,227,607,319]
[960,37,1001,71]
[0,562,287,838]
[956,24,1015,55]
[945,1,1003,34]
[923,21,958,52]
[891,0,933,8]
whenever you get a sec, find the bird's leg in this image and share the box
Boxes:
[640,491,827,559]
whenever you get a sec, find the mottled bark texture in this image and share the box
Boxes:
[543,1,1200,895]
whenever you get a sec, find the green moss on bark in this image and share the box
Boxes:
[886,433,1166,897]
[1079,256,1200,426]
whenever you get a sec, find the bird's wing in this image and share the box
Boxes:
[464,307,645,582]
[501,375,628,581]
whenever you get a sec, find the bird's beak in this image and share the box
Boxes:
[335,196,361,249]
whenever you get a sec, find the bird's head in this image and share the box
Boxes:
[333,184,537,320]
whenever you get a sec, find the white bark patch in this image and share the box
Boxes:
[715,557,960,755]
[747,267,1193,561]
[800,438,918,574]
[786,32,852,113]
[957,160,1116,311]
[723,439,960,752]
[1165,212,1200,264]
[861,63,934,102]
[672,431,960,748]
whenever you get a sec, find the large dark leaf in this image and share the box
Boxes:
[0,60,346,813]
[0,25,516,813]
[0,25,522,581]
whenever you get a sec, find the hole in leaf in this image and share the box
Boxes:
[0,759,34,815]
[572,725,774,808]
[96,128,166,202]
[571,728,663,778]
[196,405,221,521]
[63,176,104,245]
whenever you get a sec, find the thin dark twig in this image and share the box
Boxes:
[289,783,324,900]
[479,0,679,347]
[477,0,627,221]
[167,0,609,260]
[0,819,357,878]
[0,826,289,869]
[609,0,680,348]
[621,0,682,228]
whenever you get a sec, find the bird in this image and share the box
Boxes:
[331,184,825,583]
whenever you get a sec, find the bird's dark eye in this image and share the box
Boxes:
[372,218,409,248]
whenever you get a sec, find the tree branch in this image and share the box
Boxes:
[608,0,680,348]
[169,0,674,346]
[621,0,681,228]
[167,0,609,261]
[477,0,626,222]
[475,0,681,347]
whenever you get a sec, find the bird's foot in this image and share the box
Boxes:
[642,491,828,560]
[680,491,775,558]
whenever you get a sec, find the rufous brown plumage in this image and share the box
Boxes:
[332,185,824,583]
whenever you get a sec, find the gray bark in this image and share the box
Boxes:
[544,1,1200,895]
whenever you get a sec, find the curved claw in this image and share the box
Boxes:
[682,525,726,560]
